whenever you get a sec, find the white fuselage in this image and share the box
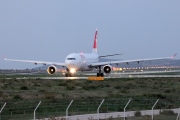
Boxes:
[65,53,99,72]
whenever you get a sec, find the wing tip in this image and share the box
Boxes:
[96,28,98,31]
[3,56,7,60]
[172,53,177,58]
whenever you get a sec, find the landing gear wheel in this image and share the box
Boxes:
[65,73,68,77]
[65,73,73,77]
[69,73,73,77]
[65,68,72,77]
[97,73,104,77]
[100,73,104,77]
[96,66,104,77]
[97,73,100,77]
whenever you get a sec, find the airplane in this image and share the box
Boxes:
[4,29,177,77]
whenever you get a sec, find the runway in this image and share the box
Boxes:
[3,70,180,80]
[112,70,180,75]
[10,75,180,80]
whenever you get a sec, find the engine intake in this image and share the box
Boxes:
[103,65,112,74]
[47,65,57,75]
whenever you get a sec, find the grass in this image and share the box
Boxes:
[0,77,180,102]
[0,75,180,119]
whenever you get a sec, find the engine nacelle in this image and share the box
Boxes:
[103,65,113,74]
[47,65,57,75]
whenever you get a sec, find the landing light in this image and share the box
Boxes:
[70,68,76,74]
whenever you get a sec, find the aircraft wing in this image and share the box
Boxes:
[89,54,177,67]
[4,57,65,66]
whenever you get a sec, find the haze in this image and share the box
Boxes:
[0,0,179,69]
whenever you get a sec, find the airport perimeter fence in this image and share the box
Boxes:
[0,98,180,120]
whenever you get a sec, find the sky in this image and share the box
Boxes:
[0,0,180,69]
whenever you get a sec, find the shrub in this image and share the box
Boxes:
[125,81,136,88]
[104,84,110,87]
[66,85,75,90]
[82,84,98,90]
[13,95,22,100]
[82,85,89,90]
[121,89,129,93]
[160,110,176,116]
[38,89,45,93]
[58,81,68,86]
[100,107,108,113]
[89,85,98,89]
[0,91,3,97]
[108,116,113,120]
[134,111,141,117]
[143,115,151,120]
[44,93,56,99]
[20,86,29,90]
[143,93,166,99]
[164,89,171,93]
[114,85,121,89]
[33,83,41,87]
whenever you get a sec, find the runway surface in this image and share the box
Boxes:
[10,75,180,80]
[3,70,180,80]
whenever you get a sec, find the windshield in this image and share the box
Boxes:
[67,58,76,60]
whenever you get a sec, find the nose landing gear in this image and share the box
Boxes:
[65,68,74,77]
[65,73,74,77]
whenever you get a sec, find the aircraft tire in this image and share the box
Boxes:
[97,73,100,77]
[65,73,68,77]
[100,73,104,77]
[69,73,73,77]
[66,73,73,77]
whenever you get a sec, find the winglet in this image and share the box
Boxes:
[172,53,177,58]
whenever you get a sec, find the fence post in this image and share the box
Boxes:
[0,102,6,120]
[152,99,159,120]
[97,99,104,120]
[34,101,41,120]
[124,98,132,120]
[176,107,180,120]
[66,100,73,120]
[0,103,6,114]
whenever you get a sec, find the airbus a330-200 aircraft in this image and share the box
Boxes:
[4,30,176,77]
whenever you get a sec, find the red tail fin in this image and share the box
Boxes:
[92,29,98,53]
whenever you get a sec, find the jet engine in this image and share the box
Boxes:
[47,65,57,75]
[103,65,113,74]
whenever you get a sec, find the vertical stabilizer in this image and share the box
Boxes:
[92,29,98,54]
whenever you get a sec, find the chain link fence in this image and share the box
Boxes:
[0,98,180,120]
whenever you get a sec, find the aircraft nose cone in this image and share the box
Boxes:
[65,61,81,70]
[66,61,75,67]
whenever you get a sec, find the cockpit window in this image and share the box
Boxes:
[67,58,76,60]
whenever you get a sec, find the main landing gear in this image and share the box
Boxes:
[97,66,104,77]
